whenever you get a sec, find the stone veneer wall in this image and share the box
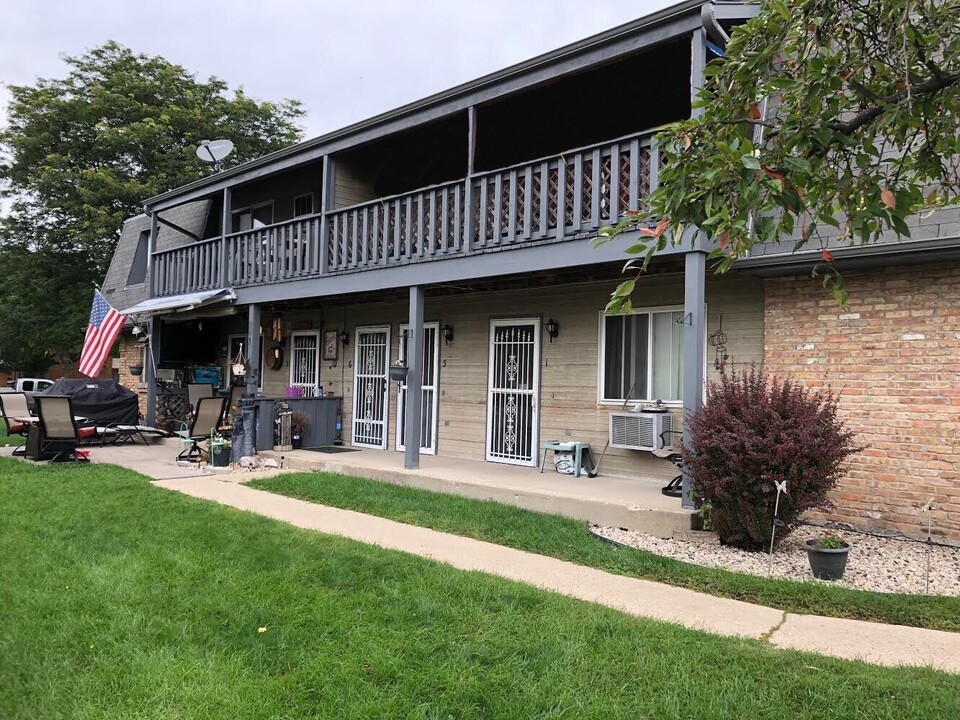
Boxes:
[764,264,960,541]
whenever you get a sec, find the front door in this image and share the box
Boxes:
[486,318,540,466]
[396,322,440,454]
[352,325,390,448]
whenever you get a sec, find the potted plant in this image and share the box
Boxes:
[291,410,310,449]
[128,364,143,377]
[389,361,408,383]
[205,431,232,467]
[804,530,851,580]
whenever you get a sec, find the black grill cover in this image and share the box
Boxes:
[42,379,140,426]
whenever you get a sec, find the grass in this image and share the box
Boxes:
[249,472,960,633]
[0,420,25,447]
[1,459,957,719]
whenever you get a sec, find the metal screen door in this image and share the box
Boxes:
[396,322,440,454]
[486,318,540,465]
[352,326,390,448]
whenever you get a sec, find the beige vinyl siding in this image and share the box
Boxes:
[251,273,763,481]
[230,165,323,225]
[333,158,378,210]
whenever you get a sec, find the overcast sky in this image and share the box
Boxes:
[1,0,679,141]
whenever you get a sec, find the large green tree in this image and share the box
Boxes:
[601,0,960,308]
[0,41,304,371]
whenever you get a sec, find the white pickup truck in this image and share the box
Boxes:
[1,378,55,411]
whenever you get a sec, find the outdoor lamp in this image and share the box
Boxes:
[441,323,454,344]
[338,329,350,347]
[545,318,560,342]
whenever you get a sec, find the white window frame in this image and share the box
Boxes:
[288,330,320,391]
[293,193,315,217]
[231,200,274,233]
[597,304,692,406]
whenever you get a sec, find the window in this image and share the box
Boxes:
[289,331,320,390]
[126,230,149,286]
[293,193,314,217]
[599,307,684,403]
[231,201,273,233]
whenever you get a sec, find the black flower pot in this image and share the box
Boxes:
[128,365,143,377]
[210,445,231,467]
[292,434,303,449]
[804,539,851,580]
[389,364,408,382]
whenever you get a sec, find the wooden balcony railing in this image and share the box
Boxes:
[151,130,660,297]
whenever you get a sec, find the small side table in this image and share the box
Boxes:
[539,440,593,478]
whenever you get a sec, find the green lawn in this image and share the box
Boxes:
[249,472,960,633]
[0,419,25,447]
[2,460,957,719]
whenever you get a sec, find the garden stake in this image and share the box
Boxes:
[767,480,788,577]
[920,496,935,595]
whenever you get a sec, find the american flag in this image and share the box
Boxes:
[78,290,125,377]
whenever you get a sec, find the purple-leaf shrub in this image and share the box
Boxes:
[682,367,861,551]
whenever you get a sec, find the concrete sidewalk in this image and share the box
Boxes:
[156,475,960,674]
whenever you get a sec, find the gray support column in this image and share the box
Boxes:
[220,188,232,286]
[246,303,261,398]
[691,28,707,117]
[147,210,159,296]
[464,107,477,253]
[404,285,424,469]
[145,315,161,427]
[320,155,335,273]
[681,249,707,509]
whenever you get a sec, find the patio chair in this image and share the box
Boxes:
[187,383,216,417]
[654,429,683,498]
[228,385,245,413]
[35,395,96,463]
[176,395,229,462]
[0,392,31,456]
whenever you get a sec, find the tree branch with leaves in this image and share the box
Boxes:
[599,0,960,309]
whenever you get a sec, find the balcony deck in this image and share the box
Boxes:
[151,130,661,298]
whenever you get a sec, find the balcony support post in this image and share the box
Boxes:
[148,210,159,296]
[246,303,261,398]
[681,246,707,510]
[403,285,424,469]
[320,155,334,274]
[145,315,161,427]
[220,188,231,287]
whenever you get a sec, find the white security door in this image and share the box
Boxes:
[352,326,390,448]
[486,318,540,466]
[396,322,440,454]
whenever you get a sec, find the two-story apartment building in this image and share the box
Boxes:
[101,0,960,541]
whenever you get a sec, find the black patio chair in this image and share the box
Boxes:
[653,429,684,498]
[35,395,96,463]
[176,395,229,462]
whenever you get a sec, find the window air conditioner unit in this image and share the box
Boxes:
[608,411,674,451]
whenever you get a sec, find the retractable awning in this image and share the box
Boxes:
[122,288,236,316]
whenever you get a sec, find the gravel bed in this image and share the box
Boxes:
[591,525,960,596]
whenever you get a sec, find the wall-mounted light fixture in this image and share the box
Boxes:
[338,329,350,347]
[441,323,454,344]
[545,318,560,342]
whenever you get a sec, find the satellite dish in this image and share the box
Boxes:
[196,139,234,171]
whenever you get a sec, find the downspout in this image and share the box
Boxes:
[700,2,730,48]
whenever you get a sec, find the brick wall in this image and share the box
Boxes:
[764,264,960,541]
[117,333,148,418]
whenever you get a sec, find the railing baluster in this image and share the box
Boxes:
[453,185,462,252]
[572,153,583,232]
[428,191,437,256]
[538,161,549,238]
[609,144,620,222]
[393,199,402,261]
[373,204,382,265]
[522,166,533,239]
[441,188,449,253]
[591,148,601,228]
[492,174,503,246]
[556,157,567,238]
[507,169,517,243]
[648,138,660,194]
[404,196,413,259]
[463,179,474,252]
[478,177,488,247]
[629,138,641,211]
[361,207,370,265]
